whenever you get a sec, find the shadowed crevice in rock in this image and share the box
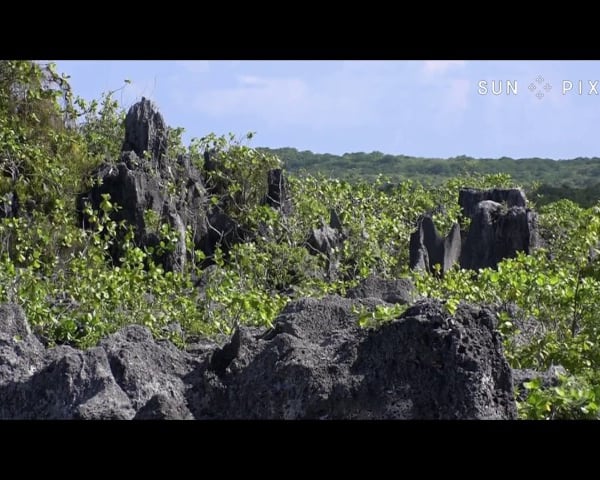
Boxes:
[263,168,292,215]
[409,216,462,274]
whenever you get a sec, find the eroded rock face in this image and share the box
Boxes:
[264,168,292,215]
[409,217,462,274]
[0,304,206,420]
[0,297,518,419]
[193,297,517,419]
[121,97,168,166]
[346,276,416,305]
[79,99,212,272]
[459,188,527,219]
[460,200,539,270]
[410,188,539,272]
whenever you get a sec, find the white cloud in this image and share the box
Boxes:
[193,74,377,129]
[422,60,466,75]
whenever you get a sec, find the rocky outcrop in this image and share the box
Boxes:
[459,188,527,219]
[346,275,416,305]
[0,298,517,419]
[410,188,540,272]
[409,216,461,274]
[0,304,207,420]
[121,97,168,165]
[307,210,347,279]
[78,98,209,272]
[78,99,300,272]
[264,168,292,214]
[460,199,539,270]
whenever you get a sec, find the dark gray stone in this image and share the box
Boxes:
[411,188,539,272]
[203,210,243,257]
[191,297,517,419]
[0,304,46,387]
[307,224,343,256]
[0,296,517,419]
[79,100,209,272]
[346,276,416,305]
[98,325,196,413]
[444,223,462,272]
[512,365,567,401]
[0,345,135,420]
[121,97,167,166]
[409,216,461,274]
[134,393,194,420]
[0,305,204,419]
[460,201,539,270]
[459,188,527,219]
[264,168,292,214]
[306,210,347,279]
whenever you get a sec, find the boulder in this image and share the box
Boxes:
[0,297,517,419]
[192,297,517,419]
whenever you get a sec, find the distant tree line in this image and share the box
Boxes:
[260,148,600,207]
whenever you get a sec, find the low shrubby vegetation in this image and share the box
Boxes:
[1,60,600,418]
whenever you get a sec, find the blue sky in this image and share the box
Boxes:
[53,60,600,159]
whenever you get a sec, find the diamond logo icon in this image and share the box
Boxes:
[529,75,551,100]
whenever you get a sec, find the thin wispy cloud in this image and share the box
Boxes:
[193,73,377,129]
[52,60,600,159]
[422,60,466,75]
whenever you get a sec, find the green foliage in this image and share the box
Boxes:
[193,132,282,221]
[353,303,408,329]
[413,198,600,418]
[266,147,600,195]
[4,61,600,419]
[518,374,600,420]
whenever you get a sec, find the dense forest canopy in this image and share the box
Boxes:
[262,147,600,207]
